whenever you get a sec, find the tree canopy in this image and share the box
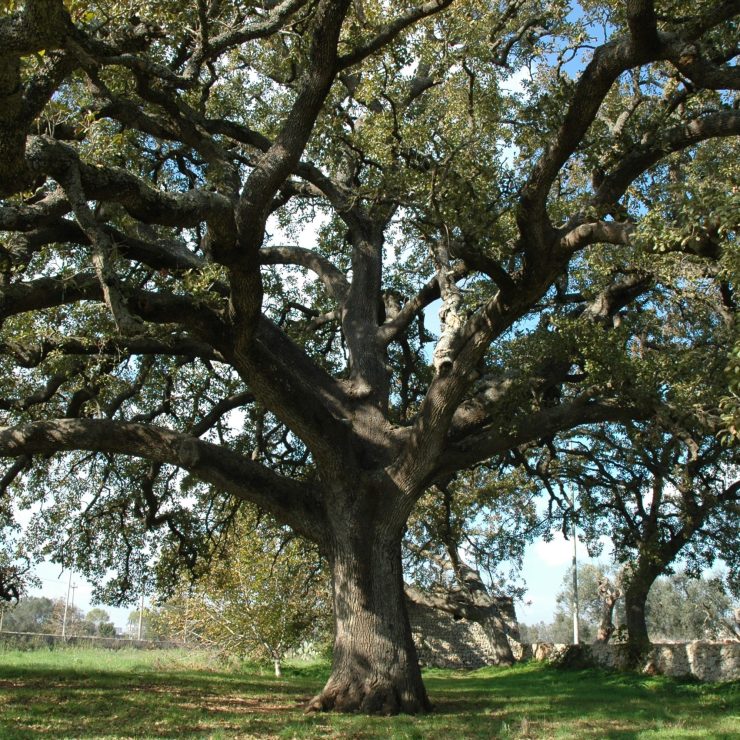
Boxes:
[1,0,738,714]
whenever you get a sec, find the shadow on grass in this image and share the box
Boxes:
[0,656,737,739]
[422,663,738,739]
[0,662,323,739]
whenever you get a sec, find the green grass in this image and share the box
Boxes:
[0,647,737,738]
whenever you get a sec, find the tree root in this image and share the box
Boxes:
[306,679,431,715]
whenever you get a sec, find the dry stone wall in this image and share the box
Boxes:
[528,641,740,683]
[408,602,507,669]
[408,606,740,682]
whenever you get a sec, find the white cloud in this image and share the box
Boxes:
[532,532,578,567]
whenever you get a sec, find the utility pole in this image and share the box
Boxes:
[571,489,580,645]
[62,571,72,638]
[137,581,145,640]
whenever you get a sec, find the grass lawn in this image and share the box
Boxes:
[0,647,737,738]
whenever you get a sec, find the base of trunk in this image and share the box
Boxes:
[315,493,433,715]
[306,673,431,714]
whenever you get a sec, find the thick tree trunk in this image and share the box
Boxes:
[624,581,652,662]
[307,522,431,714]
[625,591,649,644]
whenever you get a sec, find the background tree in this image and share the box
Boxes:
[545,417,739,653]
[158,510,331,676]
[127,606,172,641]
[0,595,55,633]
[646,572,738,642]
[84,607,116,637]
[1,594,87,635]
[521,567,738,644]
[533,563,620,644]
[1,0,739,714]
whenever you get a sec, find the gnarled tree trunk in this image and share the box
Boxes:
[625,588,649,645]
[308,504,430,714]
[594,577,621,644]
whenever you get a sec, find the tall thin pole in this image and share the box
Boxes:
[137,583,145,640]
[62,571,72,638]
[571,490,580,645]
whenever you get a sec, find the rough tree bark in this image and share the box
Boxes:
[623,568,657,659]
[0,0,738,717]
[308,483,431,714]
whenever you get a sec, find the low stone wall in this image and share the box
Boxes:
[0,631,183,651]
[516,641,740,683]
[408,605,740,682]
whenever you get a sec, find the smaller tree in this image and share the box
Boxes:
[159,510,331,676]
[550,563,623,644]
[646,573,737,642]
[523,567,739,646]
[543,418,738,654]
[126,607,172,641]
[594,575,622,645]
[50,599,86,637]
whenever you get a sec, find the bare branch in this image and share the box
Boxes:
[260,246,350,302]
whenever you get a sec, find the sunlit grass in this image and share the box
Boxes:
[0,647,737,738]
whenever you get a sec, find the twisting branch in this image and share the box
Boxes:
[338,1,455,70]
[594,110,740,209]
[0,0,72,195]
[0,419,325,540]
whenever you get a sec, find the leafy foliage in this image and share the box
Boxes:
[156,509,331,669]
[522,565,738,644]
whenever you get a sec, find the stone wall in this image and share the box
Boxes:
[0,630,183,651]
[519,641,740,683]
[408,607,740,682]
[408,602,503,669]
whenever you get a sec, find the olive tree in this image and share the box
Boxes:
[1,0,739,713]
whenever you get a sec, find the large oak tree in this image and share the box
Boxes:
[1,0,738,713]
